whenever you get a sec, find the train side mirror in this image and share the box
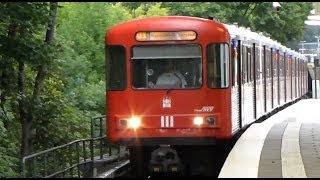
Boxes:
[272,2,281,13]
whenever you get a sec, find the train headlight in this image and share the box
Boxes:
[193,117,204,125]
[128,117,141,129]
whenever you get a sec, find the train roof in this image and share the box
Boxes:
[106,16,307,61]
[106,16,229,45]
[223,23,307,61]
[107,16,227,35]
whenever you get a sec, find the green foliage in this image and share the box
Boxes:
[249,2,313,44]
[0,2,49,34]
[54,2,132,126]
[162,2,222,19]
[160,2,312,44]
[132,2,169,18]
[0,2,313,177]
[30,72,97,150]
[0,121,19,177]
[73,81,106,113]
[56,2,132,82]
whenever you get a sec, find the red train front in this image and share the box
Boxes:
[105,16,232,176]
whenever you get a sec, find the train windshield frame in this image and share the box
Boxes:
[131,44,202,90]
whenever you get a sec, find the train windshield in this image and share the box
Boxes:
[131,44,202,90]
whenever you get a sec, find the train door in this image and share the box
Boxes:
[270,48,274,109]
[255,42,264,119]
[284,53,288,103]
[272,49,279,109]
[301,60,304,95]
[297,59,301,97]
[286,55,292,102]
[240,42,247,127]
[296,58,299,97]
[302,59,305,95]
[284,53,288,102]
[231,38,241,133]
[292,57,296,100]
[279,52,285,105]
[241,42,254,126]
[302,61,304,95]
[249,44,254,121]
[265,47,272,112]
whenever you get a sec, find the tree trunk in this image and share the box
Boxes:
[32,2,58,104]
[6,23,33,158]
[20,2,59,158]
[18,59,32,157]
[45,2,58,44]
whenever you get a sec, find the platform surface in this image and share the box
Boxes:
[219,99,320,178]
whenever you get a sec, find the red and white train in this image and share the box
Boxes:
[105,16,308,176]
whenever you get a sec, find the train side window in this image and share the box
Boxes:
[247,47,251,82]
[248,47,253,82]
[106,45,127,90]
[266,49,271,78]
[255,46,260,80]
[242,45,247,84]
[280,53,284,76]
[231,43,239,86]
[250,48,254,82]
[274,50,279,77]
[207,43,230,88]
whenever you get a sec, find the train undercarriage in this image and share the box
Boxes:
[128,142,232,177]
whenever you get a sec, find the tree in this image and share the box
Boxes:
[160,2,312,45]
[162,2,220,18]
[249,2,313,44]
[0,2,60,175]
[0,2,313,177]
[18,2,58,158]
[55,2,133,116]
[132,2,169,18]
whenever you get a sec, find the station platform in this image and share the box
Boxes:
[219,99,320,178]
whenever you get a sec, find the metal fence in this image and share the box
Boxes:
[21,115,126,178]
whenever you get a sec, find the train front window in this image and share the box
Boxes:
[207,43,230,88]
[131,44,202,89]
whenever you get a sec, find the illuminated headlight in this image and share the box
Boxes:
[128,117,141,129]
[193,117,204,125]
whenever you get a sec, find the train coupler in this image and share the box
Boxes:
[148,145,183,174]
